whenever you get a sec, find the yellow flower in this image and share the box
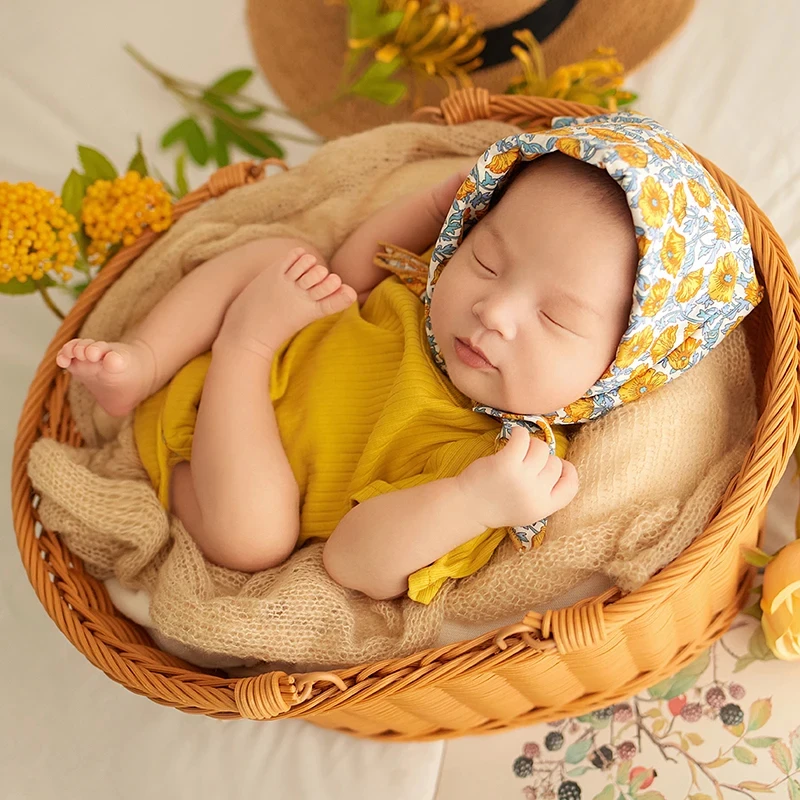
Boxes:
[641,278,671,316]
[555,137,582,159]
[742,226,751,246]
[487,150,519,174]
[745,278,763,307]
[456,176,476,200]
[618,365,667,404]
[82,171,172,265]
[667,337,701,370]
[708,252,739,303]
[761,538,800,661]
[0,181,78,285]
[649,138,671,160]
[637,235,651,259]
[651,325,678,363]
[660,134,693,161]
[563,397,594,422]
[640,177,669,228]
[673,182,687,226]
[586,127,634,143]
[688,178,711,208]
[706,174,732,211]
[616,145,648,167]
[675,268,704,302]
[616,326,654,369]
[660,227,686,277]
[507,31,635,111]
[713,206,730,241]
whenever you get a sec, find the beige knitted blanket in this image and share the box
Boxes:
[26,119,758,671]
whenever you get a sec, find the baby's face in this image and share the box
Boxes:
[429,155,639,415]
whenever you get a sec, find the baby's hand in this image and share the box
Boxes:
[456,427,579,530]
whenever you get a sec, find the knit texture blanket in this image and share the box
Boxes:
[26,119,758,670]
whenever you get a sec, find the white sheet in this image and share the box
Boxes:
[2,0,798,797]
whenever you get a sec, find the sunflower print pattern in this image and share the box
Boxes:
[394,111,761,550]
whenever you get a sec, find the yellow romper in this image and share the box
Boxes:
[133,273,569,603]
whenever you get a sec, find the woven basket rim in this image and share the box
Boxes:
[10,92,800,722]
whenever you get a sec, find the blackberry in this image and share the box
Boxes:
[592,706,615,719]
[613,703,633,723]
[513,756,534,778]
[558,781,582,800]
[523,742,541,759]
[590,745,615,769]
[720,703,744,726]
[705,686,726,708]
[729,683,746,700]
[681,702,703,722]
[617,740,637,761]
[545,731,565,751]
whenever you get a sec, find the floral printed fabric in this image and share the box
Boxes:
[419,111,762,550]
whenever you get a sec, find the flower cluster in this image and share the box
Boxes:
[82,171,172,265]
[507,31,636,111]
[0,182,78,285]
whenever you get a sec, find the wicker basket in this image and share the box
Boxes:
[12,91,800,740]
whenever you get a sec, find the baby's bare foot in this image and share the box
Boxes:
[55,338,157,417]
[217,247,357,358]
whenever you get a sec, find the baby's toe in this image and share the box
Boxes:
[102,350,127,373]
[296,263,330,290]
[318,284,357,315]
[285,253,320,283]
[72,339,95,361]
[308,272,342,300]
[84,341,111,363]
[56,339,80,367]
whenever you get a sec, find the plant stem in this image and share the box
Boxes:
[123,43,324,146]
[37,283,65,320]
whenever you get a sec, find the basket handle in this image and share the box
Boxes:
[411,87,607,129]
[494,587,621,654]
[234,670,347,720]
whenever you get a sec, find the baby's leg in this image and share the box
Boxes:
[55,237,325,416]
[172,249,357,572]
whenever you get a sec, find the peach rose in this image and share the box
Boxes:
[760,538,800,661]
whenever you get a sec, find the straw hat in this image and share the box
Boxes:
[246,0,695,138]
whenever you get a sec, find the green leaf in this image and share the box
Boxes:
[565,738,593,765]
[349,57,407,105]
[0,277,40,294]
[734,655,756,673]
[649,649,710,700]
[616,759,633,784]
[174,152,189,199]
[736,781,773,793]
[686,733,704,745]
[741,546,774,568]
[347,0,403,40]
[127,135,148,176]
[566,766,593,777]
[60,169,86,218]
[746,736,781,748]
[790,777,800,800]
[207,68,253,96]
[160,118,209,166]
[592,786,615,800]
[733,745,757,764]
[77,145,117,182]
[748,699,772,731]
[203,92,265,121]
[212,119,284,159]
[790,725,800,769]
[211,117,231,167]
[749,626,777,661]
[636,793,666,800]
[770,741,792,774]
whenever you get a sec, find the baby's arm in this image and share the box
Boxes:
[329,170,468,302]
[322,476,486,601]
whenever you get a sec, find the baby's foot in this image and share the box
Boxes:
[217,247,357,358]
[55,338,156,417]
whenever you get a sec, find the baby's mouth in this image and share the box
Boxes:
[454,337,496,370]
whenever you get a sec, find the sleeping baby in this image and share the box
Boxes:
[55,112,761,604]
